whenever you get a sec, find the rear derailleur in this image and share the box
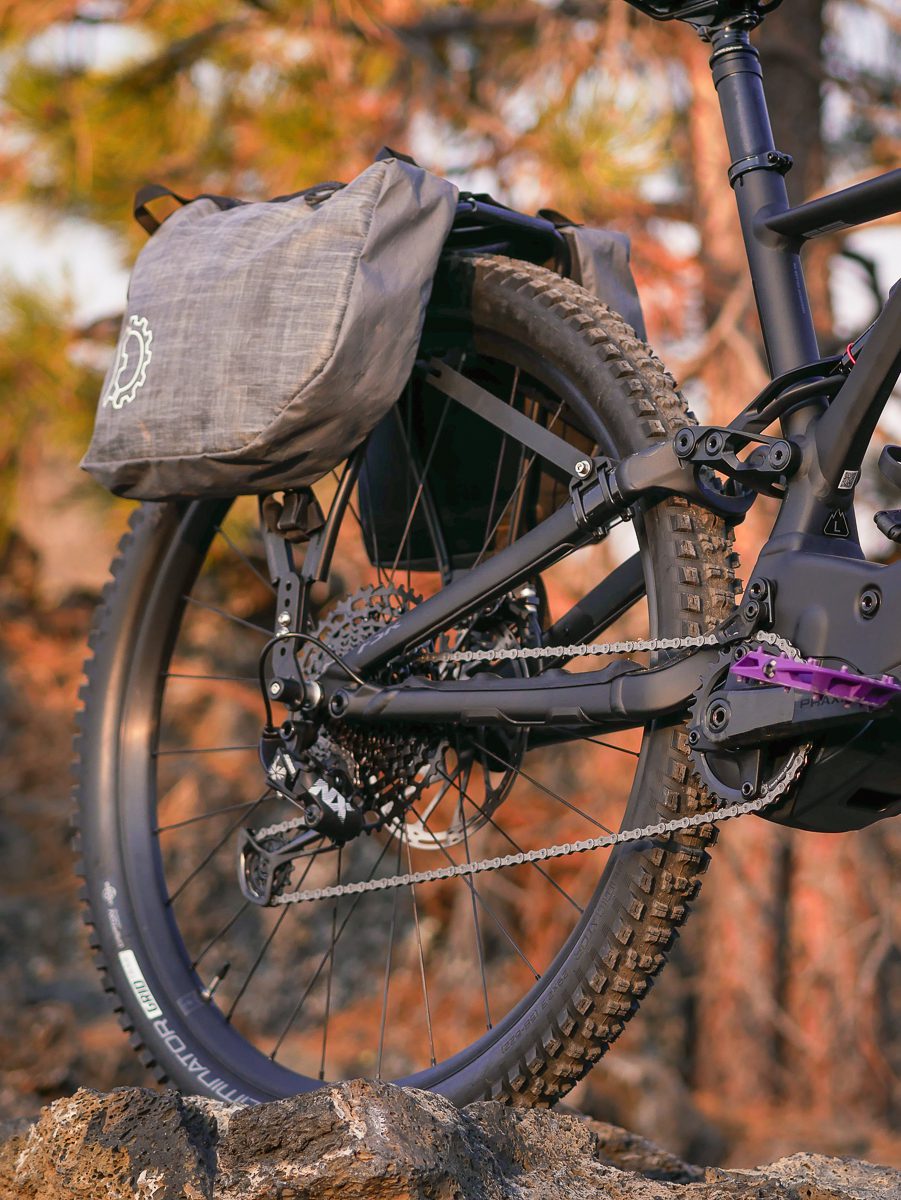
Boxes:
[238,731,363,905]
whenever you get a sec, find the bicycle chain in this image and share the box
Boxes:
[262,629,809,906]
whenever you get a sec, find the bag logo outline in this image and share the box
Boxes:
[104,314,153,409]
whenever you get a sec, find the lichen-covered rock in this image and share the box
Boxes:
[1,1080,899,1200]
[715,1152,901,1200]
[12,1087,217,1199]
[0,1117,31,1199]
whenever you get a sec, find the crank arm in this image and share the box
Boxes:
[692,684,895,751]
[691,648,901,749]
[330,646,720,730]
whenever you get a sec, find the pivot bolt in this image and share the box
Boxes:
[708,702,729,731]
[704,431,724,456]
[574,459,592,478]
[741,782,755,798]
[742,600,759,621]
[674,429,695,458]
[859,587,881,619]
[268,677,304,706]
[747,580,766,601]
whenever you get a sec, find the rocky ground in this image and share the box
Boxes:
[1,1078,898,1200]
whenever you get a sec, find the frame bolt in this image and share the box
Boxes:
[277,610,291,627]
[859,587,881,619]
[574,459,592,478]
[674,429,695,458]
[707,701,729,731]
[741,782,755,798]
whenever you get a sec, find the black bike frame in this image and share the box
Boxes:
[303,13,901,737]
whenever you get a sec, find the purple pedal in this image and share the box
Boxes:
[730,648,901,709]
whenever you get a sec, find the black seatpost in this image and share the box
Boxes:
[708,22,821,428]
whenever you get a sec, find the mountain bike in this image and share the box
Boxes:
[75,0,901,1108]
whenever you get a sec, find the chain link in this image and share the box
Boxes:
[416,627,799,666]
[265,629,807,905]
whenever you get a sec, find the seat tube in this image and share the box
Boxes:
[709,26,820,402]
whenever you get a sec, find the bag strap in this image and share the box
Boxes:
[133,183,244,235]
[536,206,581,229]
[535,208,579,275]
[269,182,345,206]
[375,145,420,166]
[133,184,189,234]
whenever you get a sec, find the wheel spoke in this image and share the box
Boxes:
[438,765,582,915]
[318,848,342,1081]
[406,827,438,1067]
[408,802,540,980]
[155,799,262,833]
[580,734,640,757]
[469,739,616,835]
[226,852,323,1022]
[376,836,405,1080]
[454,743,492,1030]
[182,594,272,637]
[192,900,251,969]
[387,393,452,583]
[332,468,387,588]
[269,834,396,1060]
[215,524,275,594]
[154,744,258,757]
[226,906,290,1022]
[162,673,259,683]
[167,793,268,904]
[471,396,565,571]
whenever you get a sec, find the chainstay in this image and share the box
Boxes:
[270,630,807,906]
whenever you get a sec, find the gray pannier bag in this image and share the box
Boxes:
[82,158,459,499]
[539,209,647,340]
[562,227,647,340]
[356,204,649,574]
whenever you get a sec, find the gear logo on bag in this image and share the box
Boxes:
[103,315,153,410]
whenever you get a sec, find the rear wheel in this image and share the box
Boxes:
[74,257,736,1106]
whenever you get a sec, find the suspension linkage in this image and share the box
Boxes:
[570,423,798,533]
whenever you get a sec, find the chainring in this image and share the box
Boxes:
[687,642,807,805]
